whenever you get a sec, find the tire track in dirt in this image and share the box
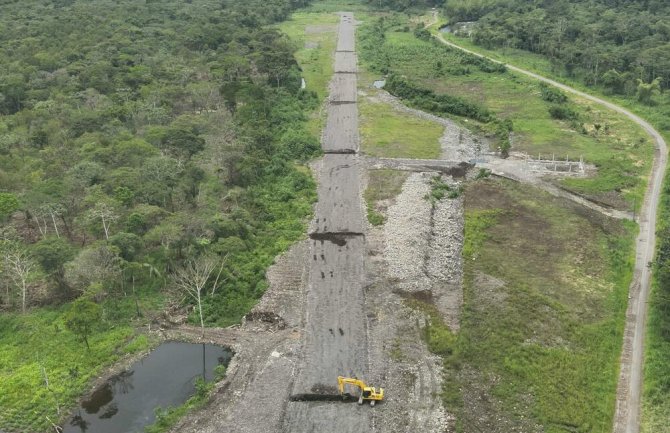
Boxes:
[435,24,668,433]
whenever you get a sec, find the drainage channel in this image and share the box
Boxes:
[309,232,364,247]
[323,149,357,155]
[329,100,357,105]
[289,393,359,403]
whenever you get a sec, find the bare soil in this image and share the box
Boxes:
[168,10,662,432]
[168,13,452,433]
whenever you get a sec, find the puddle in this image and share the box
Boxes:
[439,25,451,33]
[63,342,232,433]
[372,80,385,89]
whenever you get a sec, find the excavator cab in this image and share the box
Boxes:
[337,376,384,406]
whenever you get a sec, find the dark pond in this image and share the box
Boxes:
[63,342,232,433]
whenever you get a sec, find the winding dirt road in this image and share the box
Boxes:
[435,28,668,433]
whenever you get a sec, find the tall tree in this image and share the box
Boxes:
[3,248,35,313]
[172,255,217,337]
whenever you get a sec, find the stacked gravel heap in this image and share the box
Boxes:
[384,172,433,290]
[439,124,483,162]
[384,172,465,331]
[428,192,465,331]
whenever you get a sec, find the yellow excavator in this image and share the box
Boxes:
[337,376,384,406]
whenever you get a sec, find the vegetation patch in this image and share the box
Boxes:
[359,15,653,207]
[429,178,635,432]
[643,174,670,433]
[0,0,320,430]
[0,303,157,432]
[364,169,409,226]
[277,12,340,101]
[359,96,443,159]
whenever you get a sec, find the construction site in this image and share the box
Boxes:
[162,10,665,433]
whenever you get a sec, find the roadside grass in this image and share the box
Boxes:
[435,26,670,142]
[642,171,670,433]
[432,27,670,205]
[644,280,670,433]
[0,294,161,432]
[302,0,372,13]
[364,169,409,225]
[359,95,443,159]
[431,178,635,432]
[277,10,338,136]
[373,29,653,208]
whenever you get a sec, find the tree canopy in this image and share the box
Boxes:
[445,0,670,96]
[0,0,318,325]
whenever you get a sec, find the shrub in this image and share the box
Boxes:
[549,105,580,121]
[540,83,568,104]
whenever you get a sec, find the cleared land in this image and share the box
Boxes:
[433,27,668,433]
[365,28,653,209]
[278,12,339,100]
[359,95,443,159]
[446,178,635,433]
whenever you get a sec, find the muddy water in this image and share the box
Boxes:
[63,342,232,433]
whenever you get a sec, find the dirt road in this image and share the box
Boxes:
[435,29,668,433]
[168,12,451,433]
[283,11,372,432]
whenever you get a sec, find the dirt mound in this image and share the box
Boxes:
[244,311,287,329]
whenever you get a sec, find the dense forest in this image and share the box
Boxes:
[445,0,670,100]
[0,0,319,325]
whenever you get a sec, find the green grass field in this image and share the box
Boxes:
[368,28,653,208]
[0,298,158,432]
[428,20,670,429]
[435,178,635,433]
[359,94,443,159]
[433,25,670,139]
[277,11,339,102]
[642,171,670,433]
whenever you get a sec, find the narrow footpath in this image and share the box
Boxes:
[435,28,668,433]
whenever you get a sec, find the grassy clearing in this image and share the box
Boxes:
[434,25,670,140]
[364,169,409,225]
[430,178,635,432]
[431,22,670,427]
[432,26,670,208]
[358,18,654,208]
[277,9,339,137]
[277,12,339,102]
[0,295,160,432]
[359,96,443,159]
[644,288,670,432]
